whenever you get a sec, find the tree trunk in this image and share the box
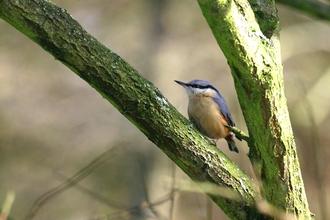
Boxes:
[197,0,312,218]
[0,0,312,219]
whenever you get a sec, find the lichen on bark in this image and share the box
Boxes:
[197,0,312,218]
[0,0,313,219]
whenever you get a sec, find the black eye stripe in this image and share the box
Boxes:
[187,84,213,89]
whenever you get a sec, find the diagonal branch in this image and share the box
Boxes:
[0,0,263,219]
[0,0,314,219]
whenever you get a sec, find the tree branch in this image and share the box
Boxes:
[225,125,249,142]
[0,0,263,219]
[0,0,315,219]
[196,0,312,218]
[277,0,330,21]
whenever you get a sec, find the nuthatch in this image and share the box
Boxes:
[175,79,241,153]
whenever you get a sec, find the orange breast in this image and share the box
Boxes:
[188,96,229,139]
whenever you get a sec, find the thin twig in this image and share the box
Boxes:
[206,196,213,220]
[277,0,330,21]
[297,79,327,219]
[169,162,176,220]
[24,144,126,220]
[224,125,249,142]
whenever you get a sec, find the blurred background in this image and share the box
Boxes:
[0,0,329,219]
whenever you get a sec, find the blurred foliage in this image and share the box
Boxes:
[0,0,329,219]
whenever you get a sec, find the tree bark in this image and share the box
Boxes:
[196,0,312,219]
[0,0,312,219]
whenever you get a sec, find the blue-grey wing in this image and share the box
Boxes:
[212,94,242,141]
[212,95,236,127]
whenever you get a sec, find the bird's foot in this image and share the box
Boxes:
[210,139,218,146]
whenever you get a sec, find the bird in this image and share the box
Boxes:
[175,79,241,153]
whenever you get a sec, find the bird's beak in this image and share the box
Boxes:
[174,80,187,87]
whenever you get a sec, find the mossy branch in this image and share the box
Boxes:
[0,0,264,219]
[197,0,312,219]
[224,125,249,142]
[0,0,313,219]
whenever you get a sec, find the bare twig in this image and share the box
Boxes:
[169,162,176,220]
[277,0,330,21]
[206,196,213,220]
[297,79,327,219]
[24,144,126,220]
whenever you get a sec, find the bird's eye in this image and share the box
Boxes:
[189,84,212,90]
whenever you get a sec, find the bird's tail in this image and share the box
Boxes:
[227,141,239,153]
[225,132,239,153]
